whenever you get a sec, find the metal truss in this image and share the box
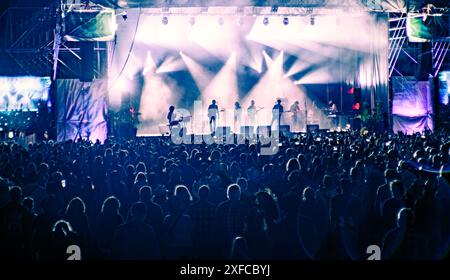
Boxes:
[388,13,407,77]
[432,40,450,77]
[0,3,108,79]
[0,5,57,76]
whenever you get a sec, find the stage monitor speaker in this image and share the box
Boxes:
[306,124,319,134]
[80,42,94,82]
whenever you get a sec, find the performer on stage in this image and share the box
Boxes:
[328,100,338,128]
[328,100,338,114]
[290,101,300,130]
[208,100,219,134]
[271,99,284,130]
[234,101,242,133]
[167,105,176,128]
[247,100,256,127]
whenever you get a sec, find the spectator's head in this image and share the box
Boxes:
[147,172,157,185]
[134,172,147,185]
[126,164,135,176]
[9,186,22,203]
[94,156,103,165]
[236,177,248,192]
[139,186,153,203]
[397,207,415,228]
[229,161,240,177]
[136,162,147,174]
[256,191,271,206]
[230,236,249,260]
[424,178,437,196]
[101,196,121,215]
[38,162,49,176]
[431,155,441,167]
[384,168,397,183]
[322,174,333,190]
[262,163,274,175]
[105,148,113,158]
[287,170,301,188]
[212,100,216,105]
[47,171,64,194]
[390,180,405,199]
[52,219,73,235]
[440,165,450,184]
[227,184,241,202]
[286,158,300,173]
[174,185,192,206]
[131,202,146,222]
[302,187,314,202]
[350,167,361,183]
[209,150,221,162]
[65,197,86,217]
[198,185,210,202]
[23,196,34,213]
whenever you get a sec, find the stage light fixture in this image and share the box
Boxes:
[310,15,315,26]
[263,17,269,25]
[283,17,289,25]
[162,16,168,25]
[218,17,224,26]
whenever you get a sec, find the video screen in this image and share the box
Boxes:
[0,76,51,111]
[439,71,450,105]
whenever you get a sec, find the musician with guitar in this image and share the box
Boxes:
[290,101,300,130]
[166,105,193,137]
[247,100,264,128]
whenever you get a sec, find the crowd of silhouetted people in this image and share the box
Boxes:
[0,129,449,260]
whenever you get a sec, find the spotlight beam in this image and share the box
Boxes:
[180,52,214,91]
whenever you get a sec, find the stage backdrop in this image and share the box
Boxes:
[108,8,388,135]
[392,76,433,134]
[56,79,108,143]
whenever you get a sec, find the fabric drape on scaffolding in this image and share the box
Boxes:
[392,76,433,134]
[56,79,108,143]
[357,13,389,112]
